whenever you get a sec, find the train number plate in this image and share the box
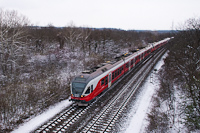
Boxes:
[74,94,80,97]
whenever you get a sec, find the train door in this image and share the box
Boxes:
[108,73,112,88]
[141,53,144,60]
[129,61,131,70]
[133,58,135,67]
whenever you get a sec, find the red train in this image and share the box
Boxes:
[70,38,171,106]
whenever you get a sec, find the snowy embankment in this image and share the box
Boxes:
[125,52,168,133]
[12,100,72,133]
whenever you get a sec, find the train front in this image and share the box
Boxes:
[70,74,91,106]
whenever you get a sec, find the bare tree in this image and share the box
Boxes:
[146,17,200,132]
[0,8,30,131]
[56,32,65,49]
[174,18,200,131]
[79,28,91,53]
[0,9,30,76]
[64,23,82,51]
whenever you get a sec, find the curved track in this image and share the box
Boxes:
[80,47,166,133]
[35,46,167,133]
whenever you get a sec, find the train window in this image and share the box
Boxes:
[120,67,121,74]
[118,69,120,75]
[75,77,86,81]
[101,78,104,85]
[91,85,93,92]
[85,86,90,94]
[126,63,129,68]
[137,56,139,60]
[112,72,114,80]
[105,76,108,85]
[115,70,117,77]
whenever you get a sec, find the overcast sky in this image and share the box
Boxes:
[1,0,200,30]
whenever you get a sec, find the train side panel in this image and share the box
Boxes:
[70,38,171,104]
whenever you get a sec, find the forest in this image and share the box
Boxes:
[0,9,169,131]
[146,18,200,132]
[1,8,199,132]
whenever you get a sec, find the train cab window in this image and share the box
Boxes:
[85,86,90,94]
[105,76,108,85]
[101,78,104,85]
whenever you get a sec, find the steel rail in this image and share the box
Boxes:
[81,47,166,133]
[34,46,167,133]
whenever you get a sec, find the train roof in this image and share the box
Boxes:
[72,38,171,84]
[73,44,150,83]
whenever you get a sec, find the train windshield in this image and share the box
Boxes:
[72,82,86,96]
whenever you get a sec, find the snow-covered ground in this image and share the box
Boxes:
[13,53,167,133]
[125,53,167,133]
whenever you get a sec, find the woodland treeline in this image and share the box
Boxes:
[0,9,170,131]
[147,18,200,132]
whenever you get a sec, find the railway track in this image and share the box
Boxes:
[80,47,166,133]
[34,46,167,133]
[35,70,126,133]
[35,91,109,132]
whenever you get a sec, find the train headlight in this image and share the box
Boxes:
[71,94,73,97]
[81,95,84,97]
